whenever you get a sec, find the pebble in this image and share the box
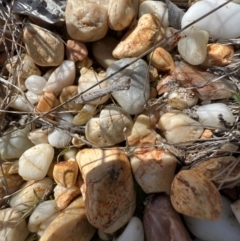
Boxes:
[0,208,29,241]
[0,126,33,160]
[170,170,222,220]
[28,200,60,235]
[76,148,136,233]
[108,0,135,31]
[39,197,96,241]
[147,47,175,72]
[178,30,209,65]
[130,147,177,194]
[23,23,64,66]
[184,195,240,241]
[171,61,236,100]
[78,68,109,105]
[85,106,133,147]
[25,75,47,95]
[196,103,235,128]
[54,185,81,210]
[65,0,108,42]
[66,40,88,62]
[202,43,234,66]
[92,36,118,69]
[53,159,78,188]
[112,13,165,58]
[10,93,33,112]
[127,114,156,146]
[158,112,203,144]
[19,143,54,181]
[10,177,54,211]
[182,0,240,39]
[48,129,72,148]
[231,199,240,225]
[113,217,144,241]
[143,194,192,241]
[138,1,169,27]
[106,58,150,114]
[43,60,76,96]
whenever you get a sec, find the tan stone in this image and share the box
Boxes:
[108,0,135,31]
[147,47,175,72]
[156,75,177,95]
[66,40,88,62]
[65,0,108,42]
[39,197,96,241]
[76,148,136,233]
[23,23,64,66]
[170,170,221,220]
[54,185,81,210]
[200,129,213,139]
[113,13,165,58]
[53,159,79,188]
[131,147,177,194]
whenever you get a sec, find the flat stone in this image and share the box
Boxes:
[23,23,64,66]
[106,58,150,114]
[76,148,136,233]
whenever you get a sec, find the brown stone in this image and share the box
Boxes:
[143,194,192,241]
[66,40,88,62]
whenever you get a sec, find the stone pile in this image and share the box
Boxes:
[0,0,240,241]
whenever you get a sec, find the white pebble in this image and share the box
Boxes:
[25,75,47,94]
[19,144,54,181]
[48,128,71,148]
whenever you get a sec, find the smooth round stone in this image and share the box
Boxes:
[184,196,240,241]
[28,128,49,145]
[48,129,71,148]
[108,0,135,31]
[0,126,33,160]
[143,194,192,241]
[106,58,150,115]
[43,60,76,96]
[23,23,64,66]
[196,103,235,128]
[56,110,73,127]
[10,177,54,211]
[158,112,203,144]
[113,217,144,241]
[92,36,118,69]
[0,208,29,241]
[138,1,169,27]
[178,30,209,65]
[65,0,108,42]
[85,106,133,147]
[182,0,240,39]
[19,143,54,181]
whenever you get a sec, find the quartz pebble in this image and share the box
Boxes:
[184,196,240,241]
[143,194,192,241]
[131,147,177,194]
[28,200,60,236]
[170,170,222,220]
[76,148,136,233]
[108,0,135,31]
[25,75,47,94]
[113,13,165,58]
[39,197,96,241]
[19,143,54,181]
[138,1,169,27]
[178,30,209,65]
[85,106,133,147]
[106,58,150,114]
[10,177,54,211]
[66,40,88,62]
[0,208,29,241]
[182,0,240,39]
[196,103,235,128]
[65,0,108,42]
[23,23,64,66]
[48,129,72,149]
[0,126,33,160]
[43,60,76,96]
[158,112,203,144]
[113,217,144,241]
